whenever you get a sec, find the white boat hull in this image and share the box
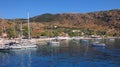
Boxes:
[10,45,22,49]
[91,43,105,47]
[21,44,37,48]
[47,41,60,46]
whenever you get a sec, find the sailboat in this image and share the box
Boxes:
[20,12,37,48]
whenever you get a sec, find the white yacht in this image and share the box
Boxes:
[20,39,37,48]
[20,13,37,48]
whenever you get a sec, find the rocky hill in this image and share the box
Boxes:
[30,9,120,36]
[0,9,120,37]
[31,9,120,29]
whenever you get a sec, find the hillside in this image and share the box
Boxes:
[31,9,120,28]
[30,9,120,36]
[0,9,120,37]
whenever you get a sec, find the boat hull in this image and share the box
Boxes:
[90,43,105,47]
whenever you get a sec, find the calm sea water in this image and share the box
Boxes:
[0,38,120,67]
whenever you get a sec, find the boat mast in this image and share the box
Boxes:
[2,19,6,34]
[20,22,23,39]
[1,19,6,45]
[1,20,4,35]
[13,19,16,38]
[27,12,30,39]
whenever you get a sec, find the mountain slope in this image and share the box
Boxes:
[31,9,120,31]
[0,9,120,37]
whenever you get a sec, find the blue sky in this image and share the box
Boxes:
[0,0,120,19]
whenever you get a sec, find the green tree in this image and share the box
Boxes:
[41,31,52,37]
[52,31,60,36]
[6,28,14,38]
[67,32,77,37]
[96,30,106,35]
[22,26,28,37]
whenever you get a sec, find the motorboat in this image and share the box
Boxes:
[47,41,60,46]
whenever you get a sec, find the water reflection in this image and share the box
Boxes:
[0,38,120,67]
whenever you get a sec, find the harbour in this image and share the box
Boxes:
[0,1,120,67]
[0,38,120,67]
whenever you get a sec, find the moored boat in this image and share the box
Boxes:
[47,41,60,46]
[0,44,10,50]
[8,42,22,49]
[90,42,106,47]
